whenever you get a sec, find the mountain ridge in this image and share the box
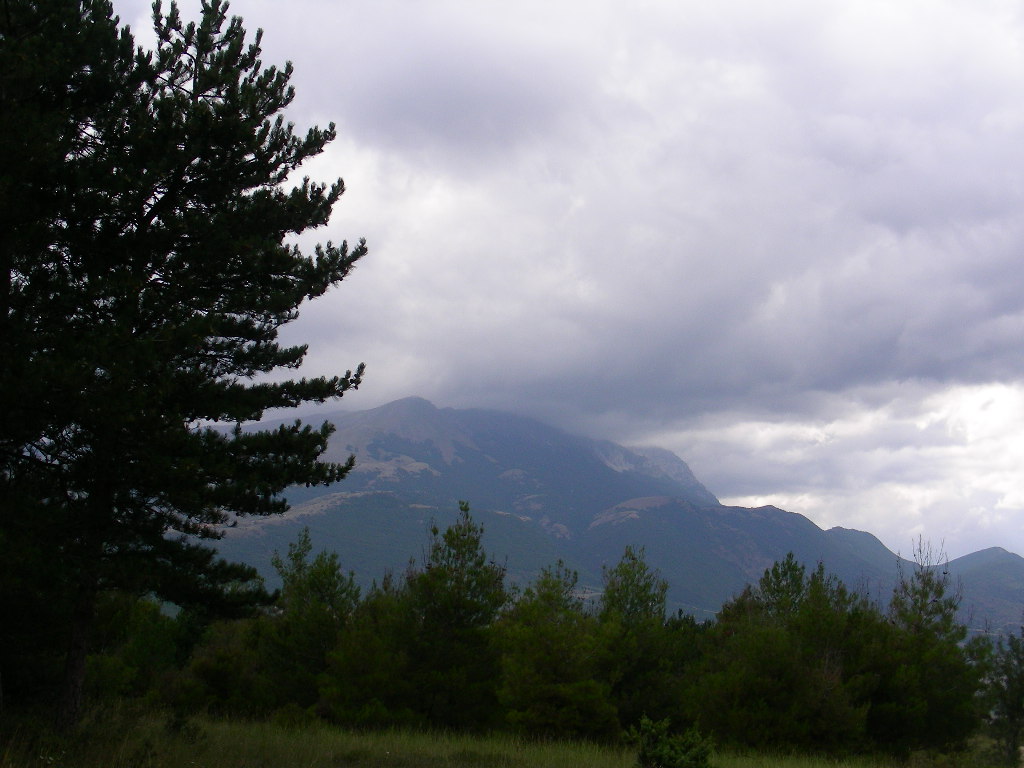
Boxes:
[219,397,1024,634]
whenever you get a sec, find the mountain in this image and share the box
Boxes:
[217,397,1024,633]
[945,547,1024,632]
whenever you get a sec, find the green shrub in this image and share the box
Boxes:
[629,716,713,768]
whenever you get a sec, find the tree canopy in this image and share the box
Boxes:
[0,0,365,726]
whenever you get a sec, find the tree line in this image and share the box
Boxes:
[15,503,1024,763]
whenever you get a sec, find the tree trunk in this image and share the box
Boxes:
[55,570,97,731]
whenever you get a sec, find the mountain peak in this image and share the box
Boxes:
[220,396,1024,632]
[301,397,725,523]
[950,546,1024,570]
[368,396,438,417]
[316,397,472,465]
[315,396,438,425]
[588,441,719,507]
[629,446,720,506]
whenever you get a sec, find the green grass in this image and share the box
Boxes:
[715,756,895,768]
[2,714,634,768]
[0,713,988,768]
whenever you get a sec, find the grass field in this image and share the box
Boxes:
[0,713,982,768]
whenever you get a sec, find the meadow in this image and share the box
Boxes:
[2,712,968,768]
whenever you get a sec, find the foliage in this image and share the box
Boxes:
[4,492,991,762]
[272,528,361,620]
[693,550,981,756]
[986,629,1024,765]
[598,546,683,730]
[866,542,982,755]
[166,528,361,718]
[0,0,365,726]
[0,526,74,706]
[0,0,137,716]
[318,573,422,728]
[696,598,829,750]
[84,593,191,702]
[321,504,508,730]
[171,616,270,716]
[889,542,964,642]
[402,502,508,728]
[755,552,808,618]
[497,561,619,740]
[600,545,669,627]
[410,502,508,632]
[628,716,713,768]
[262,528,360,709]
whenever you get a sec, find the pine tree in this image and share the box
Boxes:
[263,529,360,710]
[987,629,1024,765]
[497,561,619,739]
[867,542,982,755]
[694,555,881,752]
[598,546,677,729]
[404,503,508,728]
[0,0,366,727]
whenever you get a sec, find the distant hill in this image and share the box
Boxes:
[217,397,1024,633]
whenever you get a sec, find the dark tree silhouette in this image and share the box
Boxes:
[0,0,365,727]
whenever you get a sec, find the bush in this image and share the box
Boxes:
[629,716,713,768]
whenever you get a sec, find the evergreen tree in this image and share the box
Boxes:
[404,503,508,728]
[0,0,366,726]
[319,573,421,727]
[695,584,813,749]
[599,545,669,627]
[320,505,508,729]
[694,549,983,755]
[173,615,270,716]
[866,543,983,755]
[83,593,191,704]
[263,528,360,710]
[174,529,360,718]
[987,629,1024,765]
[694,555,880,752]
[755,552,807,618]
[0,0,141,714]
[497,561,619,739]
[598,546,678,729]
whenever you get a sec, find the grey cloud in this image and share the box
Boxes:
[109,0,1024,555]
[297,4,601,172]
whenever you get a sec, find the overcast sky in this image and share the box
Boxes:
[116,0,1024,559]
